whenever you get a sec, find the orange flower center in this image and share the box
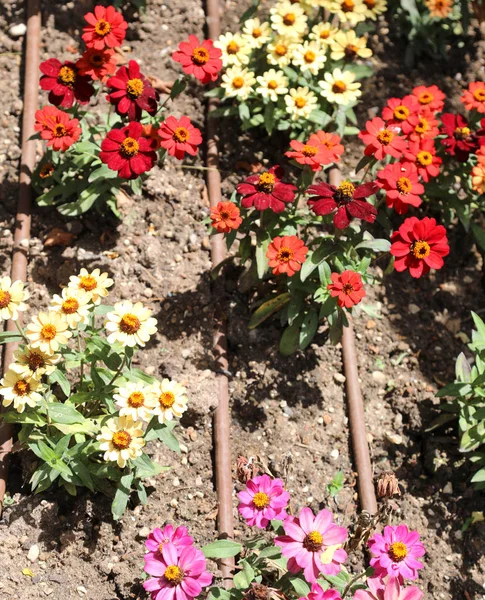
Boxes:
[119,313,141,334]
[344,44,359,58]
[418,91,433,104]
[396,176,412,194]
[410,240,430,260]
[0,290,11,309]
[40,324,57,341]
[320,29,331,39]
[14,379,30,396]
[267,79,279,90]
[332,80,347,94]
[336,181,356,202]
[126,78,144,99]
[160,391,176,408]
[454,126,471,139]
[294,96,307,108]
[58,65,76,85]
[53,124,67,138]
[342,0,355,11]
[39,162,54,178]
[377,129,394,145]
[28,352,45,372]
[120,137,139,158]
[393,105,410,120]
[192,46,210,65]
[302,144,318,157]
[277,246,294,263]
[303,531,323,552]
[342,283,355,295]
[173,127,190,142]
[79,275,97,291]
[304,50,316,63]
[164,565,184,584]
[257,172,276,193]
[283,12,296,25]
[112,430,131,450]
[473,88,485,102]
[62,297,79,314]
[95,19,111,36]
[227,40,240,54]
[252,27,262,38]
[128,391,145,408]
[388,541,408,562]
[416,150,433,166]
[232,76,245,89]
[253,491,270,509]
[364,0,376,7]
[274,43,288,56]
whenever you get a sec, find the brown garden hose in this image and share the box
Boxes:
[0,0,41,514]
[328,167,377,515]
[205,0,236,587]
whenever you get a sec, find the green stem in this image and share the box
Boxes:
[77,331,84,388]
[108,353,127,386]
[14,319,28,343]
[359,158,376,185]
[341,570,368,598]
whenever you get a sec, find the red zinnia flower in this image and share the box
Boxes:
[411,85,445,113]
[307,180,378,229]
[328,271,366,308]
[376,162,424,214]
[440,113,478,162]
[158,115,202,160]
[40,59,94,109]
[461,81,485,114]
[106,60,158,121]
[141,124,162,150]
[407,110,440,142]
[34,106,81,152]
[359,117,407,160]
[76,47,117,82]
[82,5,128,50]
[172,35,222,84]
[315,131,345,162]
[403,139,442,182]
[381,95,419,135]
[285,130,342,171]
[236,166,296,213]
[266,236,308,277]
[390,216,449,278]
[210,202,242,233]
[100,121,157,180]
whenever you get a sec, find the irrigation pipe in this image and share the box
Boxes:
[205,0,235,588]
[328,167,377,515]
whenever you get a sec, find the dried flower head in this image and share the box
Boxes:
[376,471,401,500]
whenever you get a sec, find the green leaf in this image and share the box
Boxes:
[456,352,471,383]
[71,458,95,492]
[47,402,86,424]
[354,155,374,173]
[289,577,311,597]
[53,420,98,436]
[279,319,302,356]
[145,420,180,452]
[299,309,319,350]
[327,470,345,497]
[264,102,275,135]
[133,453,165,478]
[234,561,255,590]
[136,480,149,505]
[48,369,71,397]
[300,244,329,282]
[54,435,72,458]
[255,239,269,279]
[249,293,291,329]
[202,540,242,559]
[355,238,391,253]
[170,78,187,99]
[112,471,134,520]
[238,103,251,122]
[0,331,23,344]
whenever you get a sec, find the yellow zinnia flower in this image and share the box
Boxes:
[242,18,272,49]
[214,32,252,67]
[309,22,339,46]
[0,276,29,322]
[50,288,91,328]
[285,86,318,120]
[114,381,158,422]
[0,370,43,413]
[329,30,372,61]
[10,346,60,379]
[270,0,308,39]
[267,36,297,67]
[362,0,387,20]
[221,66,256,101]
[105,300,157,348]
[326,0,367,25]
[292,41,326,75]
[319,68,362,105]
[68,268,113,305]
[25,311,72,355]
[150,378,189,424]
[97,416,145,468]
[256,69,289,102]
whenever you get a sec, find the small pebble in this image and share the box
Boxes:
[330,449,339,460]
[372,371,387,385]
[443,482,453,495]
[333,373,346,384]
[384,432,403,445]
[9,23,27,38]
[137,527,151,539]
[408,303,420,314]
[77,586,88,597]
[27,544,40,563]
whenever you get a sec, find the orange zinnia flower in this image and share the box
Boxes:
[210,202,242,233]
[266,236,308,277]
[472,162,485,193]
[328,271,366,309]
[461,81,485,114]
[425,0,453,18]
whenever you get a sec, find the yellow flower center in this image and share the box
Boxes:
[61,297,79,314]
[267,79,279,90]
[303,530,324,552]
[415,117,429,134]
[112,430,132,450]
[40,324,57,341]
[302,144,318,157]
[388,541,408,562]
[393,105,410,120]
[377,129,394,145]
[58,65,76,85]
[336,180,356,202]
[128,391,145,408]
[14,379,30,396]
[454,126,471,139]
[158,543,165,553]
[120,137,139,158]
[192,47,210,65]
[294,96,307,108]
[320,29,331,39]
[418,91,433,105]
[159,391,176,408]
[227,40,240,54]
[79,275,97,291]
[416,150,433,166]
[257,172,276,193]
[252,491,270,508]
[344,44,359,58]
[53,124,67,138]
[0,290,11,309]
[304,50,316,63]
[410,240,431,260]
[252,27,262,38]
[342,0,355,11]
[332,80,347,94]
[283,13,296,25]
[274,43,288,56]
[232,76,245,89]
[95,19,111,36]
[396,176,412,194]
[173,127,190,142]
[119,313,141,334]
[277,246,294,263]
[126,78,144,99]
[164,565,184,584]
[28,352,45,372]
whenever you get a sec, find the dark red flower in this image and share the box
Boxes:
[158,115,202,159]
[403,139,442,182]
[172,35,222,84]
[328,271,366,308]
[100,122,157,180]
[441,113,478,162]
[76,47,117,82]
[236,166,296,213]
[390,216,449,278]
[376,162,424,215]
[82,5,128,50]
[40,59,94,108]
[106,60,158,121]
[307,180,378,229]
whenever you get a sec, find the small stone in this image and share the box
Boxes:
[195,476,203,486]
[408,303,420,314]
[170,498,178,507]
[323,414,332,425]
[44,589,54,596]
[179,443,189,454]
[372,371,387,385]
[330,449,339,460]
[333,373,346,384]
[366,319,376,329]
[174,254,183,263]
[137,527,151,539]
[172,478,180,487]
[454,530,463,540]
[77,586,88,596]
[9,23,27,38]
[384,432,403,445]
[443,482,453,495]
[27,544,40,563]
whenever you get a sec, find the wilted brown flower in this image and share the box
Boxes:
[244,584,270,600]
[235,455,261,483]
[376,471,400,499]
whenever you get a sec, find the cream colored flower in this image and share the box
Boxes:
[292,41,326,75]
[270,0,308,39]
[25,311,71,355]
[68,268,113,305]
[114,381,157,422]
[105,301,157,348]
[285,86,318,120]
[362,0,387,20]
[150,378,188,424]
[50,288,91,328]
[97,416,145,468]
[9,346,60,379]
[0,277,29,322]
[221,66,256,101]
[267,36,297,67]
[329,30,373,61]
[327,0,367,25]
[242,18,272,49]
[214,32,252,67]
[256,69,289,102]
[319,68,362,105]
[309,22,339,46]
[0,370,43,413]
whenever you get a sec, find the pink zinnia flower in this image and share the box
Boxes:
[275,507,347,583]
[354,577,423,600]
[145,525,194,562]
[144,543,212,600]
[300,583,342,600]
[238,474,290,529]
[368,525,425,581]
